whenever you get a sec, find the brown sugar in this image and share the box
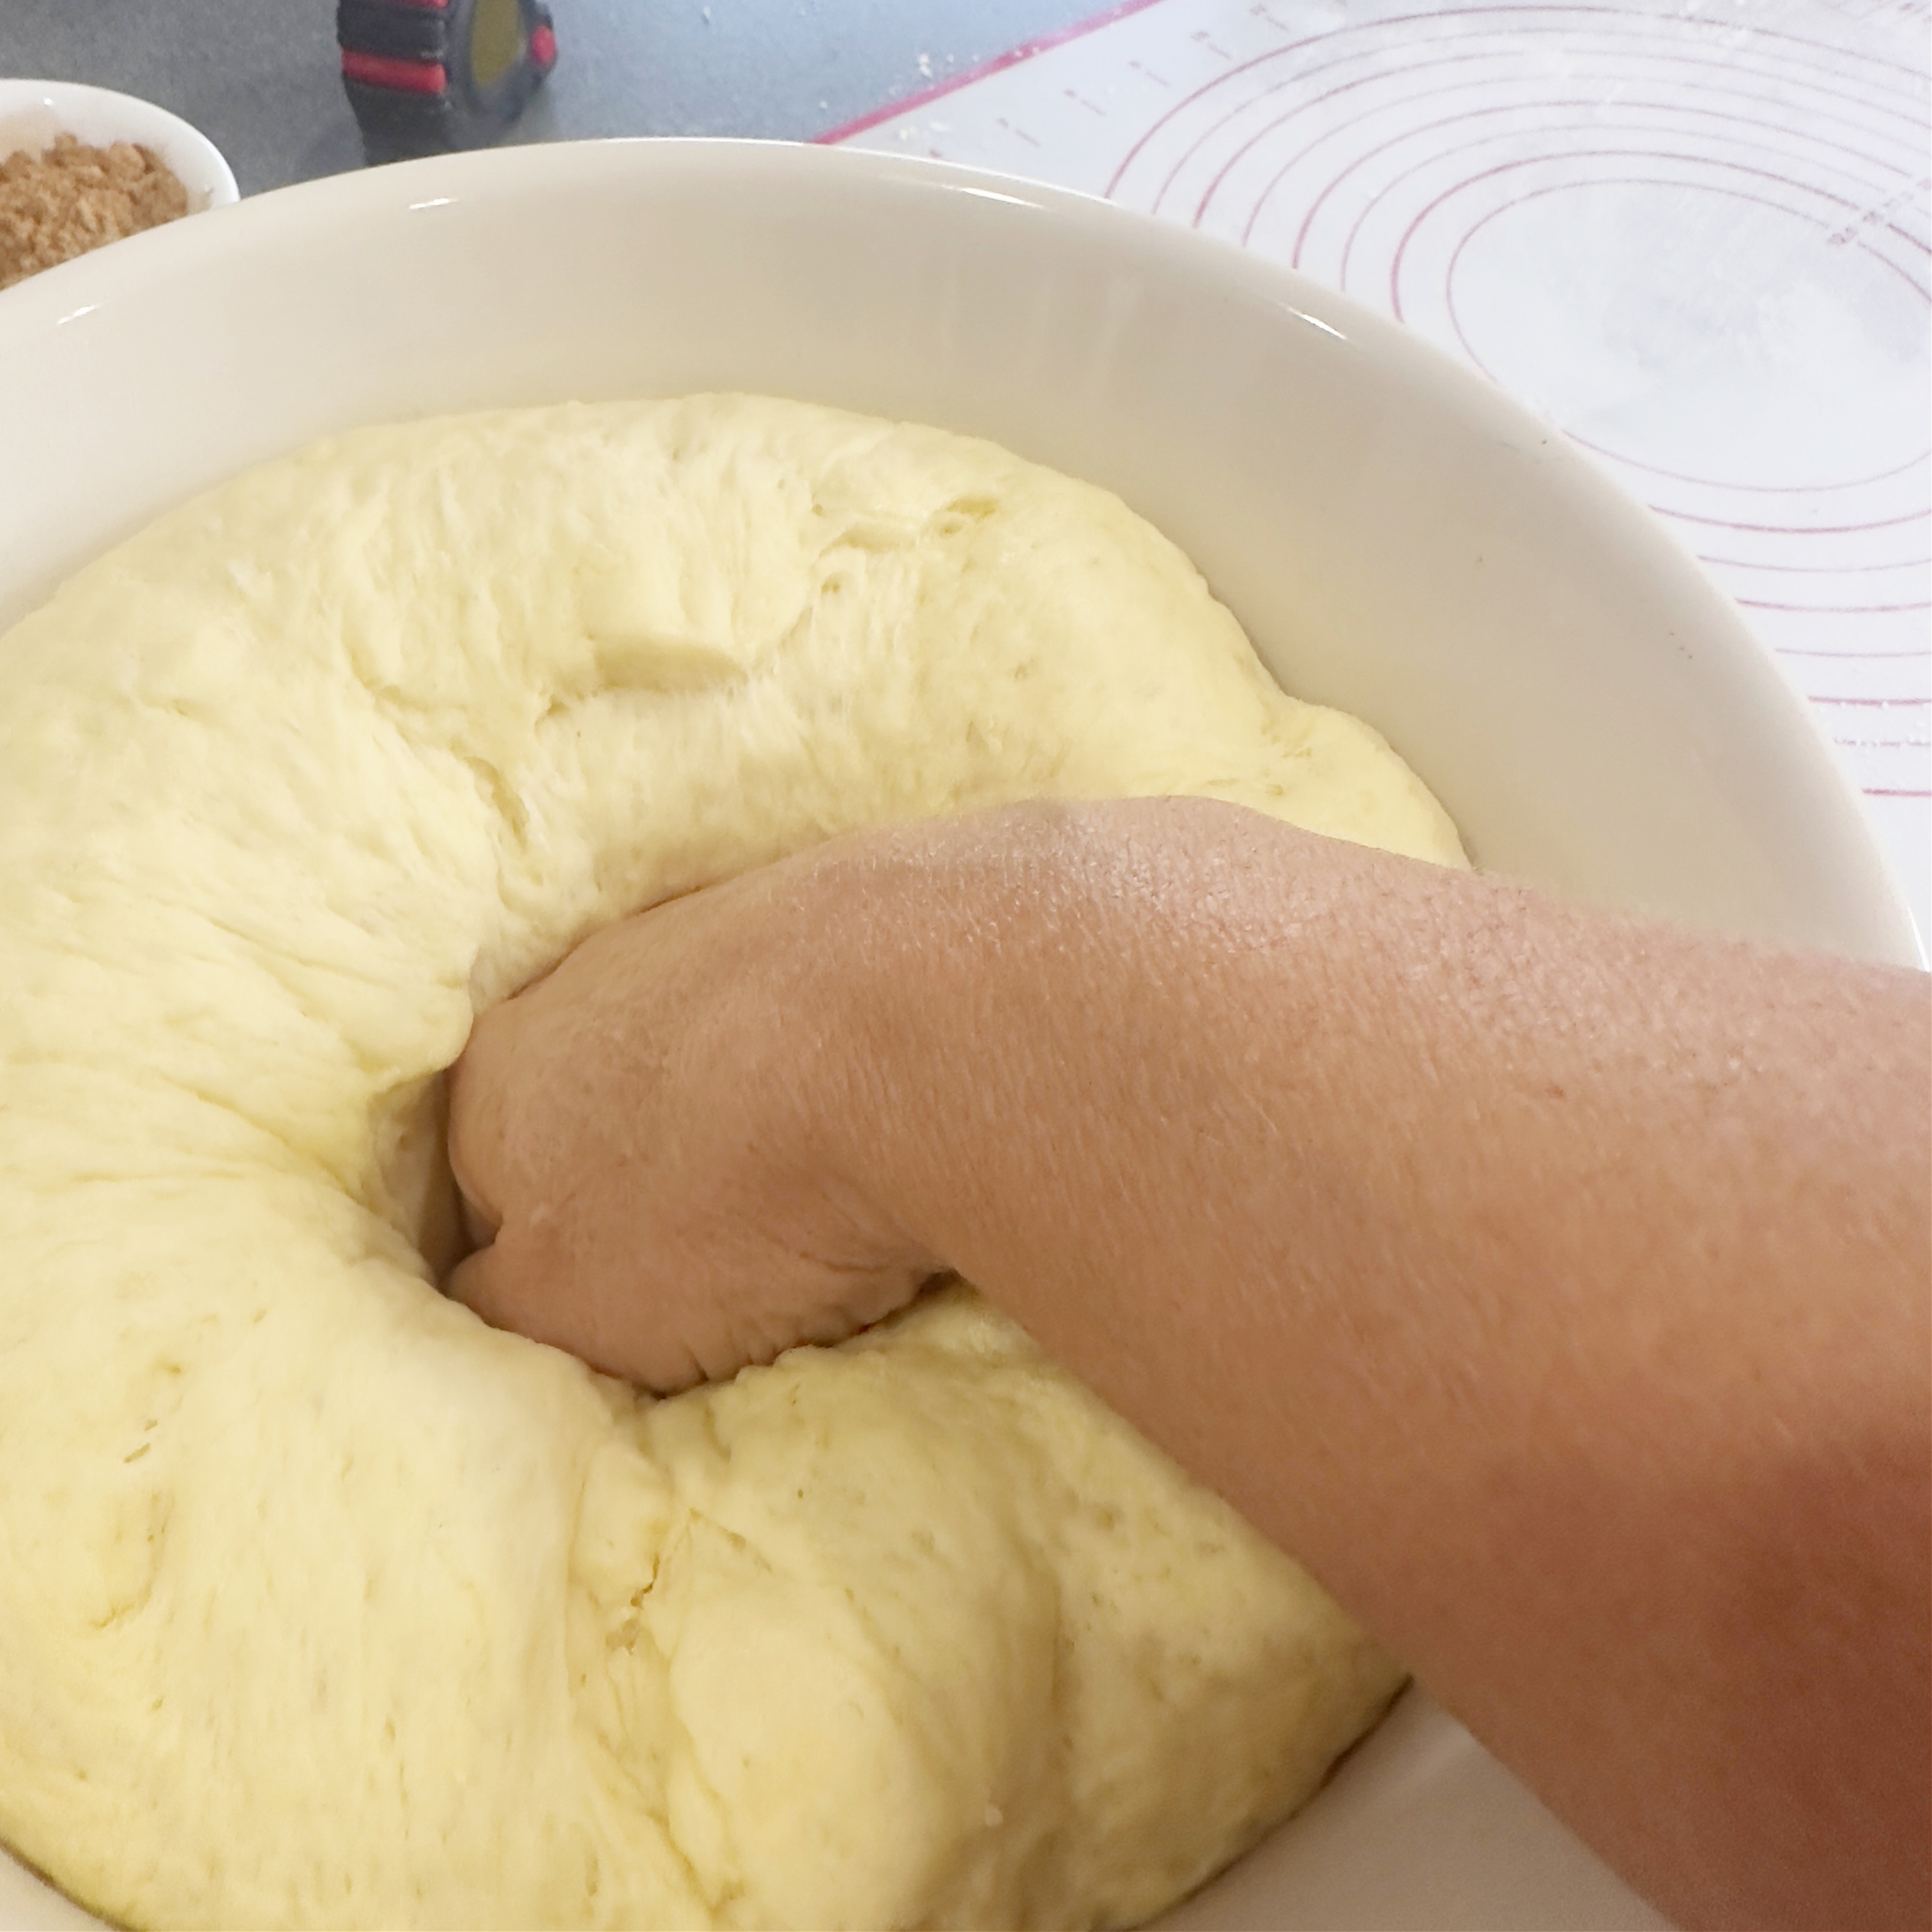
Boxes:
[0,134,191,290]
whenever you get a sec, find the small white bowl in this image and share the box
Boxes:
[0,78,238,220]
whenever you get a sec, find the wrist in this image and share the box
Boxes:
[778,801,1167,1285]
[747,832,960,1284]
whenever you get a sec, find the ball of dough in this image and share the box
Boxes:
[0,396,1459,1930]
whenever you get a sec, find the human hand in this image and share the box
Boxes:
[444,853,939,1393]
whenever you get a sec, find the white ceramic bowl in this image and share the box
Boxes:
[0,78,238,225]
[0,138,1913,1932]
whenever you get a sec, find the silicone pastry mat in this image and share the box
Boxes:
[829,0,1931,938]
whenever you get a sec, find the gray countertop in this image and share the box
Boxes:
[0,0,1101,194]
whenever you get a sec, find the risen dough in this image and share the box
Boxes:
[0,396,1460,1930]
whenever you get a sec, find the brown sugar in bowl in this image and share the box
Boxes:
[0,80,238,290]
[0,136,190,289]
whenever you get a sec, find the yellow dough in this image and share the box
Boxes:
[0,396,1460,1931]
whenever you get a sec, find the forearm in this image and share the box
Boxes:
[809,799,1930,1930]
[449,793,1930,1927]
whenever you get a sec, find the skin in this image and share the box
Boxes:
[447,797,1932,1932]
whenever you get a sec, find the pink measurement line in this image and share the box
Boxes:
[1411,155,1929,323]
[1664,506,1929,534]
[1214,58,1929,259]
[1108,5,1928,199]
[1261,80,1926,263]
[1709,555,1932,571]
[815,0,1176,145]
[1738,599,1932,613]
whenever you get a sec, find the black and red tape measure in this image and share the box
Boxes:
[338,0,557,162]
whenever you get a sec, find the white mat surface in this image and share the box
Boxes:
[832,0,1931,942]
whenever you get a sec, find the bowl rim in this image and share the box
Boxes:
[0,75,240,211]
[0,133,1915,965]
[0,134,1915,1932]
